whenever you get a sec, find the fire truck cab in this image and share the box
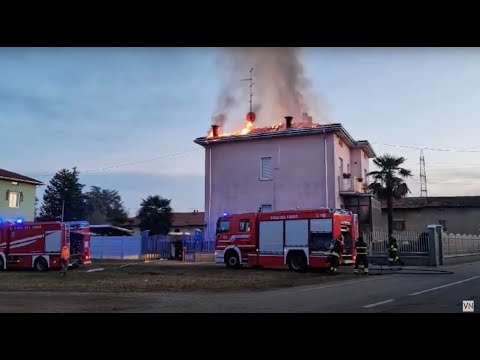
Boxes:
[215,208,359,272]
[0,220,92,271]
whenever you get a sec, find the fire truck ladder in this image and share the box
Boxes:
[64,223,71,245]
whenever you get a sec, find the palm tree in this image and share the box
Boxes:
[137,195,173,235]
[367,154,413,239]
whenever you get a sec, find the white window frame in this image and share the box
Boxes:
[8,191,20,208]
[260,156,273,181]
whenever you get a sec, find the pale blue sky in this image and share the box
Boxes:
[1,47,479,216]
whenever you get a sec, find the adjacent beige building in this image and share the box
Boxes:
[381,196,480,235]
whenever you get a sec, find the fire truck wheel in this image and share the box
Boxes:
[0,256,4,271]
[34,257,48,272]
[224,250,240,268]
[287,251,307,272]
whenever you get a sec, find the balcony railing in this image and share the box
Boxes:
[338,175,368,193]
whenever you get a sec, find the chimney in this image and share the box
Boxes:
[211,124,219,138]
[285,116,293,129]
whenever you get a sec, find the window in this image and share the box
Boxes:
[310,233,332,252]
[393,219,406,231]
[310,219,333,252]
[216,219,230,234]
[364,169,368,182]
[261,204,272,212]
[8,191,20,208]
[438,220,447,231]
[260,156,273,181]
[239,219,250,232]
[339,157,344,174]
[347,163,350,173]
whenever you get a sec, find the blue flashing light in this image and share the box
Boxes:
[16,218,24,224]
[222,212,229,217]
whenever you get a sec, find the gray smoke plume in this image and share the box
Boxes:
[213,47,327,130]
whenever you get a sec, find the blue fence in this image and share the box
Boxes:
[89,230,214,261]
[91,236,142,260]
[141,230,215,261]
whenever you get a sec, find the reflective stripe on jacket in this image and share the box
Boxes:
[356,246,367,255]
[389,245,398,252]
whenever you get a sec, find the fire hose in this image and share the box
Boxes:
[364,265,454,275]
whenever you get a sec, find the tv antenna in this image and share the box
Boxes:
[241,67,255,113]
[419,149,428,198]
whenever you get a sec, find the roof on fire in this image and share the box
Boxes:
[193,123,377,158]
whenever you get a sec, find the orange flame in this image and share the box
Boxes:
[207,121,254,138]
[240,121,253,135]
[206,119,319,139]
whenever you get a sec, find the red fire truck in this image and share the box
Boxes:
[0,220,92,271]
[214,208,359,272]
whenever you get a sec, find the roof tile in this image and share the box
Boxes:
[125,212,205,228]
[383,196,480,209]
[0,168,43,185]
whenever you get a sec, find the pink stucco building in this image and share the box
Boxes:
[194,116,380,241]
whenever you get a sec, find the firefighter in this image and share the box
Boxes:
[329,235,344,274]
[60,244,70,276]
[388,237,404,266]
[354,236,369,275]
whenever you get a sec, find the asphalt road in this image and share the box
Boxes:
[1,261,479,313]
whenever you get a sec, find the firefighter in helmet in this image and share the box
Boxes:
[354,236,369,275]
[329,235,344,274]
[388,237,404,266]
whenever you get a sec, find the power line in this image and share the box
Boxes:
[415,162,480,166]
[31,148,201,178]
[372,142,480,153]
[80,149,200,174]
[25,140,480,184]
[406,178,480,186]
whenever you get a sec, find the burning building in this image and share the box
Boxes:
[207,111,318,139]
[194,115,381,242]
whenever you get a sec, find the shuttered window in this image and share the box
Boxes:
[260,156,273,180]
[8,191,21,208]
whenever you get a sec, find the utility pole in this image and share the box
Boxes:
[419,149,428,198]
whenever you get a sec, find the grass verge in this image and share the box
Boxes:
[0,260,359,293]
